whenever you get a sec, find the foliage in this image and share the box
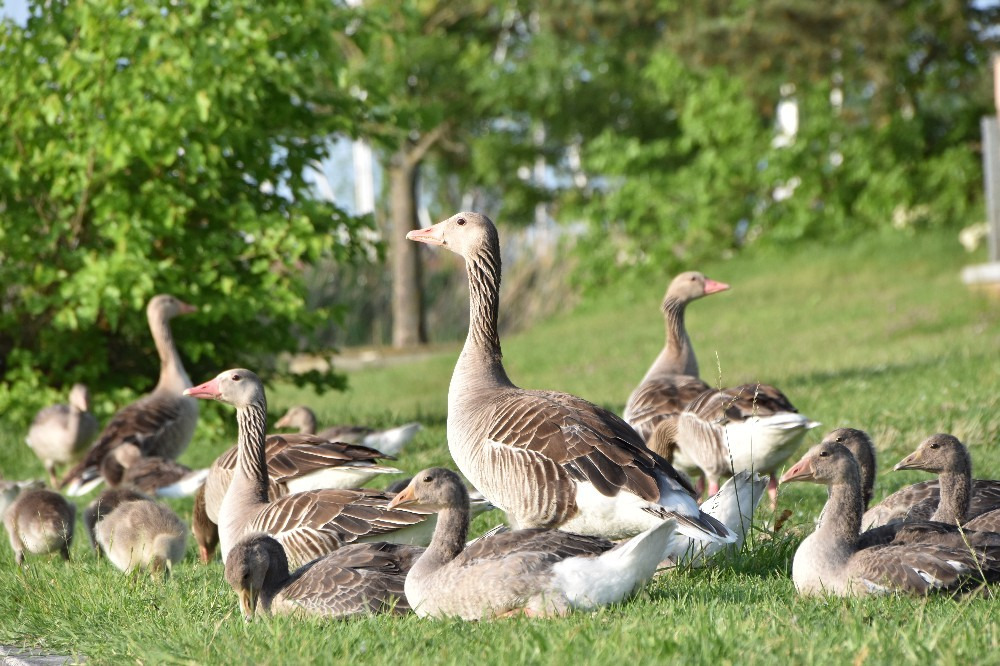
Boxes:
[0,0,375,420]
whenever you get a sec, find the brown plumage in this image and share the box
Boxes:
[4,488,76,565]
[273,405,421,457]
[225,533,420,620]
[61,295,199,494]
[192,484,219,563]
[781,442,1000,596]
[100,443,206,496]
[186,369,441,569]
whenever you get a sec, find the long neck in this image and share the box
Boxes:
[413,503,470,578]
[453,243,512,396]
[647,297,697,378]
[815,479,862,551]
[300,411,317,435]
[231,400,270,509]
[149,312,190,393]
[933,467,971,524]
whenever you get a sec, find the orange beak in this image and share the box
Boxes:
[703,279,730,295]
[387,484,417,509]
[779,457,815,484]
[406,223,446,246]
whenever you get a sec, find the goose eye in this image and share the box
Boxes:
[835,437,843,443]
[456,218,467,226]
[818,450,830,457]
[232,374,241,382]
[929,443,939,450]
[422,475,433,483]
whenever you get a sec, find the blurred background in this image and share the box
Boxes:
[1,0,998,421]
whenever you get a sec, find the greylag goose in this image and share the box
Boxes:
[622,272,727,441]
[99,443,208,497]
[893,434,1000,529]
[407,213,731,549]
[63,294,199,495]
[651,386,818,503]
[624,272,817,505]
[225,533,421,620]
[26,383,99,487]
[3,488,75,565]
[387,468,675,619]
[192,484,219,563]
[95,498,187,575]
[82,487,150,551]
[274,405,421,456]
[780,442,1000,596]
[201,434,402,526]
[185,369,443,568]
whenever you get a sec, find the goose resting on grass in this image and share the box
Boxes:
[185,369,451,568]
[100,443,209,497]
[388,468,675,619]
[3,488,75,566]
[26,383,99,487]
[407,213,732,551]
[225,533,421,621]
[274,405,421,457]
[96,498,187,576]
[63,294,199,495]
[780,442,1000,596]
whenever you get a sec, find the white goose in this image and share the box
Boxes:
[185,369,444,568]
[407,212,732,548]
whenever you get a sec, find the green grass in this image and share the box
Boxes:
[2,228,1000,664]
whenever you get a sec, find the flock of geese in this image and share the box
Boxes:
[3,211,999,622]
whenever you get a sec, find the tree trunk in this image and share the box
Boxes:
[389,150,427,348]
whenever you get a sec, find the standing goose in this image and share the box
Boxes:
[407,213,731,547]
[650,385,818,503]
[225,533,421,621]
[184,369,442,568]
[62,294,199,495]
[3,488,76,566]
[95,498,187,576]
[387,468,674,619]
[100,443,209,497]
[622,271,728,443]
[625,272,817,505]
[780,442,1000,596]
[274,405,422,457]
[26,383,99,487]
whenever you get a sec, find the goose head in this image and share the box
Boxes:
[184,369,263,409]
[274,405,315,431]
[147,293,197,322]
[111,443,143,468]
[68,383,91,412]
[224,534,286,621]
[780,441,859,487]
[820,428,875,502]
[665,271,730,304]
[387,467,469,512]
[406,212,499,260]
[893,433,969,474]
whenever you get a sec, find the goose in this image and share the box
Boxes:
[622,272,727,442]
[780,442,1000,596]
[407,213,731,549]
[192,484,219,563]
[3,488,76,565]
[184,369,445,568]
[624,272,817,505]
[274,405,422,456]
[62,294,199,495]
[893,434,1000,531]
[100,443,209,497]
[225,533,421,621]
[387,467,675,619]
[26,383,99,487]
[201,434,403,526]
[82,487,150,551]
[0,479,44,518]
[95,498,187,575]
[650,386,818,504]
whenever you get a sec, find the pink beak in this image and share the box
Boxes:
[779,458,815,484]
[406,223,446,246]
[703,279,730,295]
[176,300,198,315]
[184,376,221,400]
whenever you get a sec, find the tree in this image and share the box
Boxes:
[0,0,374,420]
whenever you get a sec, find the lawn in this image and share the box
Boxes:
[2,228,999,665]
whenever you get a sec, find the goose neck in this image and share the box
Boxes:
[423,504,470,568]
[456,245,512,392]
[149,312,191,392]
[231,401,270,508]
[932,469,970,525]
[815,480,862,551]
[650,297,697,378]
